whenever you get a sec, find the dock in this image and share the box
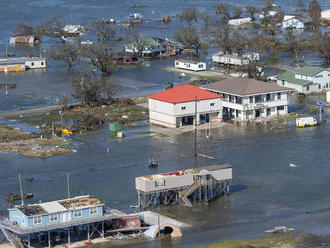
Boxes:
[135,164,232,209]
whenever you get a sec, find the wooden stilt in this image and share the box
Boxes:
[48,231,51,248]
[101,221,104,239]
[68,227,71,246]
[87,224,90,241]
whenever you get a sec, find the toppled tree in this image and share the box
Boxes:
[308,0,321,30]
[90,20,116,41]
[49,43,81,71]
[71,72,120,106]
[174,26,207,60]
[84,42,118,74]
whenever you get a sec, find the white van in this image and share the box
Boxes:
[296,117,318,128]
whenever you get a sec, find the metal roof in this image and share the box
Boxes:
[39,201,67,214]
[277,71,312,86]
[202,78,289,96]
[294,66,326,76]
[149,84,221,104]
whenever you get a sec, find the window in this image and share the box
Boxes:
[73,210,82,218]
[33,216,42,225]
[277,106,284,110]
[327,83,329,88]
[31,62,34,66]
[41,62,44,66]
[282,80,285,86]
[236,97,242,104]
[306,86,310,91]
[89,207,98,215]
[199,64,203,68]
[175,62,179,65]
[249,96,253,103]
[319,84,321,89]
[49,214,58,222]
[277,92,281,100]
[266,94,271,101]
[181,106,186,110]
[210,103,215,106]
[255,95,262,103]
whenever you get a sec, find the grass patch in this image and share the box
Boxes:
[195,233,300,248]
[0,126,37,142]
[37,138,71,147]
[164,67,225,82]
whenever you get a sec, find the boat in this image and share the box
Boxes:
[148,158,158,168]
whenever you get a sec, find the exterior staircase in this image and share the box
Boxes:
[179,181,202,207]
[0,226,24,248]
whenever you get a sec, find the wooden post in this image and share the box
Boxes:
[102,221,104,239]
[68,227,71,245]
[48,231,51,248]
[66,173,70,198]
[87,224,90,241]
[28,235,31,248]
[18,173,24,206]
[227,182,230,195]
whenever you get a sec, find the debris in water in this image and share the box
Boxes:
[289,163,298,168]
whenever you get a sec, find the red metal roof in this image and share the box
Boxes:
[149,84,221,103]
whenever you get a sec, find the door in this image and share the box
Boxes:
[255,109,260,118]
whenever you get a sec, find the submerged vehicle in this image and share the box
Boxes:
[296,117,318,128]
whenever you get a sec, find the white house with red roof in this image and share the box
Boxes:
[148,84,222,128]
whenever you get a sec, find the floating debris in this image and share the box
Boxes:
[289,163,298,168]
[0,83,17,89]
[5,192,33,202]
[265,226,295,233]
[25,177,34,182]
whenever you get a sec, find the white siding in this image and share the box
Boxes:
[175,60,206,71]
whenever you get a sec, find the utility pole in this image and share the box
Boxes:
[18,173,24,206]
[194,96,198,157]
[66,173,70,198]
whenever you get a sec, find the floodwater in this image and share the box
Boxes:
[1,0,330,247]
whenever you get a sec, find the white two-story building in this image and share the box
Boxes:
[277,66,330,94]
[201,78,289,120]
[148,84,222,128]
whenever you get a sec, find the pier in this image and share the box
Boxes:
[135,164,232,209]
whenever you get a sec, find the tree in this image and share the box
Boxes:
[71,72,120,106]
[174,26,206,60]
[308,0,321,29]
[49,43,81,71]
[85,42,118,74]
[246,5,257,22]
[90,20,116,41]
[39,15,65,38]
[233,7,243,19]
[296,0,305,13]
[215,3,231,25]
[180,6,198,24]
[212,24,232,54]
[313,31,330,65]
[283,29,304,62]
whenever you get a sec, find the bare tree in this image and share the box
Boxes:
[85,42,118,74]
[233,7,243,19]
[180,6,198,24]
[308,0,321,29]
[39,15,65,38]
[174,26,206,60]
[313,31,330,65]
[296,0,305,13]
[90,20,116,41]
[215,3,231,25]
[246,5,257,22]
[71,72,120,106]
[49,43,81,71]
[212,24,232,54]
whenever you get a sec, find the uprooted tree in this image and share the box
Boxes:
[71,72,121,106]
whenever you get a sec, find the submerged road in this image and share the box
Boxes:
[0,102,81,119]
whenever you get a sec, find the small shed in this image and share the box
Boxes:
[175,59,206,71]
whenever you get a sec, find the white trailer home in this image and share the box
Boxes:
[282,15,304,29]
[212,51,259,66]
[228,17,252,26]
[175,60,206,71]
[148,84,222,128]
